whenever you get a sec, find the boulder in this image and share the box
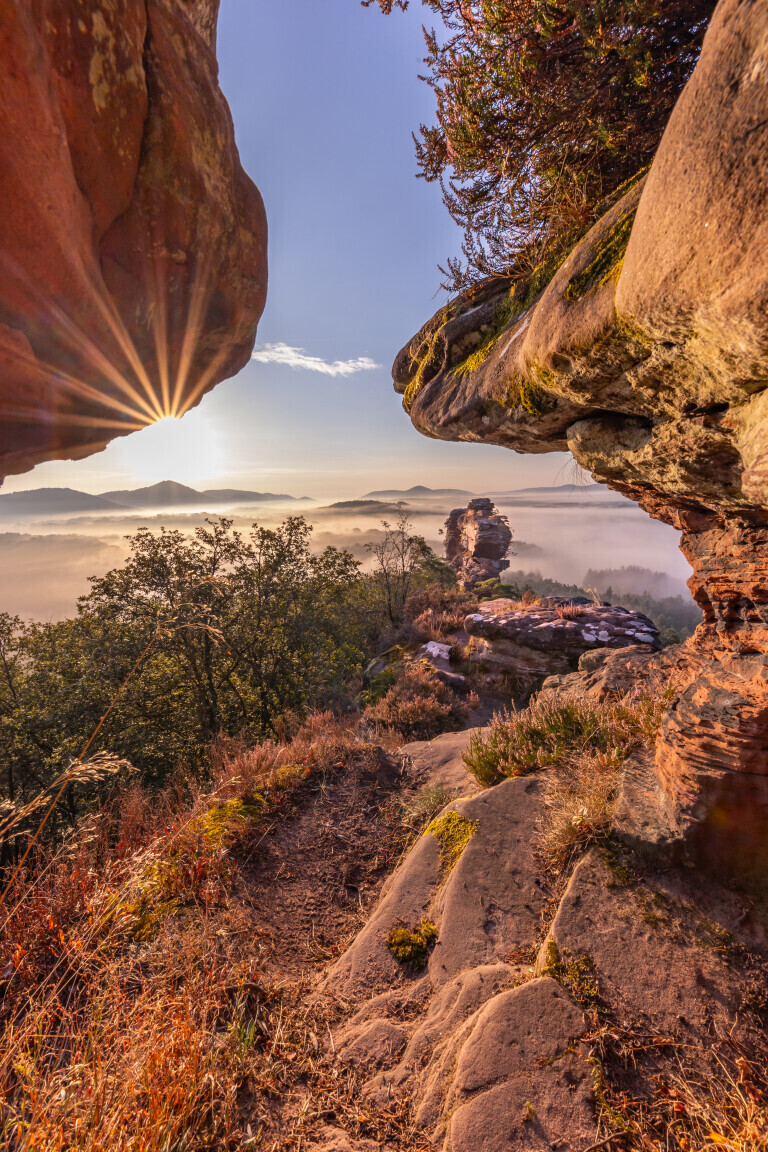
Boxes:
[0,0,267,481]
[389,0,768,877]
[445,498,512,589]
[464,597,661,686]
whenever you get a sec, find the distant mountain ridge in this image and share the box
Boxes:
[101,481,311,508]
[363,485,474,499]
[0,481,311,517]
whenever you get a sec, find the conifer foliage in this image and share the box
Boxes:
[366,0,715,288]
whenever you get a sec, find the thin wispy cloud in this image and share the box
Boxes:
[251,342,381,377]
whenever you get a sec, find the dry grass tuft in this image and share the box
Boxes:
[399,782,459,837]
[590,1026,768,1152]
[0,713,407,1151]
[555,602,588,620]
[463,692,668,872]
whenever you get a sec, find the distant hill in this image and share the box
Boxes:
[0,482,310,518]
[488,484,604,496]
[327,499,393,509]
[363,485,473,499]
[0,488,123,517]
[102,481,309,508]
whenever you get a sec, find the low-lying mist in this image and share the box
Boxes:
[0,488,692,621]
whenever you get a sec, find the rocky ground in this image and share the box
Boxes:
[233,713,768,1151]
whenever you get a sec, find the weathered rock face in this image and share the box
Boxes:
[391,0,768,878]
[324,737,759,1151]
[465,596,661,686]
[0,0,267,481]
[444,497,512,589]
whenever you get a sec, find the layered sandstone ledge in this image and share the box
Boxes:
[391,0,768,877]
[0,0,267,479]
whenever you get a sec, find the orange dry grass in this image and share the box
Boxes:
[0,714,376,1151]
[0,793,258,1149]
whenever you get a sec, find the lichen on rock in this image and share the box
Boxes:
[426,809,477,873]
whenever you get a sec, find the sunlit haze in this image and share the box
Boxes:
[0,0,576,501]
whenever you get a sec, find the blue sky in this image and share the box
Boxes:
[3,0,576,499]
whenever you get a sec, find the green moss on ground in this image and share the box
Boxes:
[386,918,438,969]
[541,940,600,1008]
[426,809,478,872]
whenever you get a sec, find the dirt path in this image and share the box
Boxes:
[237,748,415,976]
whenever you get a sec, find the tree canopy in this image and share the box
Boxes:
[366,0,715,289]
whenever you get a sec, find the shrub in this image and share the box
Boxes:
[463,694,666,786]
[406,586,477,640]
[367,0,715,290]
[363,662,479,742]
[473,577,509,601]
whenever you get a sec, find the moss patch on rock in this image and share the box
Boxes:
[386,918,438,970]
[502,373,556,416]
[565,207,637,302]
[452,293,523,380]
[541,940,599,1008]
[426,809,478,872]
[403,307,451,413]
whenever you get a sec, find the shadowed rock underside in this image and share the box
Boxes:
[0,0,267,480]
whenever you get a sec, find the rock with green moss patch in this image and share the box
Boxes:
[386,918,438,970]
[426,809,478,873]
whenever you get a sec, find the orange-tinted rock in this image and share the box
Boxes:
[0,0,267,481]
[390,0,768,876]
[444,498,512,589]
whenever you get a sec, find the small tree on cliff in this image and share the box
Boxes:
[365,0,715,289]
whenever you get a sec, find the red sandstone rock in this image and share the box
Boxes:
[0,0,267,481]
[389,0,768,877]
[444,498,512,589]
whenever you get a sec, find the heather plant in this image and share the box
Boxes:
[463,693,665,786]
[366,0,715,289]
[363,661,479,741]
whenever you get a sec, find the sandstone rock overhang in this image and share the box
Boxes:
[390,0,768,879]
[0,0,267,482]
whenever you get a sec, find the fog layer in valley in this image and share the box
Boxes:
[0,485,691,620]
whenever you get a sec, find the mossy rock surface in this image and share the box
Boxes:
[386,918,438,970]
[426,809,478,873]
[565,207,637,302]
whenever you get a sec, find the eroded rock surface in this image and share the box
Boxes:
[321,735,761,1151]
[465,596,660,687]
[0,0,267,480]
[390,0,768,877]
[444,498,512,590]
